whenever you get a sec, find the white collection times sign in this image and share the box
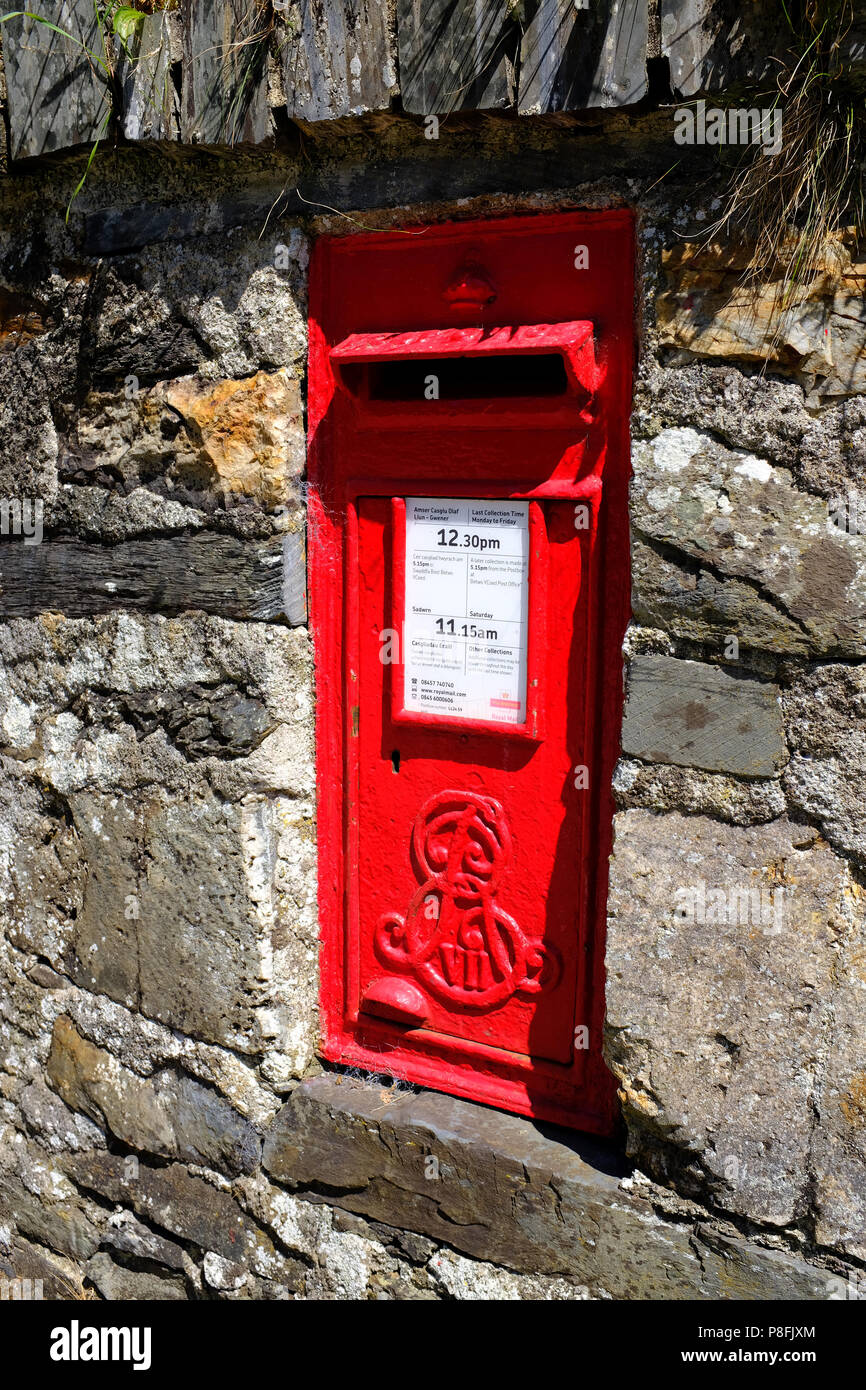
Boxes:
[403,497,530,724]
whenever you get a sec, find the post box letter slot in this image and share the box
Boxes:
[348,354,569,401]
[331,322,599,415]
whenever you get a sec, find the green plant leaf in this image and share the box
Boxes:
[112,6,145,43]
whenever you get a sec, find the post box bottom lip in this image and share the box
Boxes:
[318,1037,617,1137]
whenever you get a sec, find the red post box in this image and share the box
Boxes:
[309,211,633,1133]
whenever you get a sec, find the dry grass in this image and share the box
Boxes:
[704,0,865,307]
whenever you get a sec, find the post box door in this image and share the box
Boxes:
[354,494,589,1067]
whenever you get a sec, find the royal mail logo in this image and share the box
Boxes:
[377,790,561,1008]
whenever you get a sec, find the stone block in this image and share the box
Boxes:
[621,655,785,778]
[657,239,866,403]
[0,764,84,967]
[121,11,180,142]
[397,0,517,114]
[180,0,272,145]
[262,1075,843,1296]
[661,1,790,97]
[0,1170,100,1263]
[48,1017,261,1175]
[1,1237,87,1301]
[85,1251,188,1300]
[0,534,293,622]
[606,810,865,1236]
[80,229,307,380]
[809,908,866,1262]
[783,665,866,868]
[613,757,786,825]
[66,1152,298,1288]
[0,344,62,503]
[631,427,866,655]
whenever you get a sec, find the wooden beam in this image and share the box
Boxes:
[0,535,303,623]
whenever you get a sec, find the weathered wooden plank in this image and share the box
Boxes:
[0,535,301,623]
[397,0,518,115]
[620,656,786,779]
[121,11,180,142]
[2,2,109,160]
[280,0,396,121]
[660,0,785,97]
[518,0,648,114]
[180,0,271,145]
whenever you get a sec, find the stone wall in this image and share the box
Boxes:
[1,14,865,1300]
[607,227,866,1270]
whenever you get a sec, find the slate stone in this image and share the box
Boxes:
[3,4,109,160]
[843,22,866,91]
[121,11,180,142]
[631,538,811,656]
[282,529,307,626]
[262,1075,841,1298]
[518,0,649,113]
[397,0,518,114]
[180,0,272,145]
[660,0,788,97]
[101,1211,189,1273]
[47,1016,261,1177]
[1,1237,87,1301]
[620,656,786,778]
[0,1171,100,1262]
[86,1251,188,1300]
[67,1150,250,1262]
[81,189,286,256]
[281,0,396,120]
[82,204,202,259]
[65,1153,282,1276]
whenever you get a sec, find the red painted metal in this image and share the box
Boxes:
[308,211,634,1134]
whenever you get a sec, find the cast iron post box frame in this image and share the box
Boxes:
[308,211,633,1134]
